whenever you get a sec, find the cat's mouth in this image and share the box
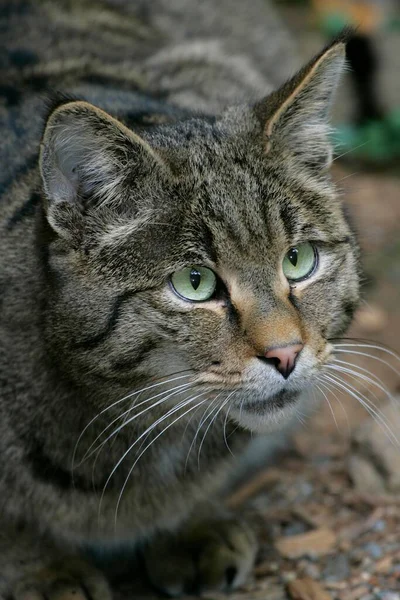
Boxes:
[190,345,326,432]
[227,389,304,432]
[242,389,299,411]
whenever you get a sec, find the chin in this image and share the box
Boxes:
[228,390,304,434]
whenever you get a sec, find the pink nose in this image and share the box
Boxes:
[264,343,304,379]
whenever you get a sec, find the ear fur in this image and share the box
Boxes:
[39,101,165,240]
[255,35,348,172]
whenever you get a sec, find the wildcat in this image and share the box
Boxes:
[0,0,360,597]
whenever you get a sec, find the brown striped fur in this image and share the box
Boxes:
[0,1,359,597]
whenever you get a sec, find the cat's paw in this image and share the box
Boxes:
[12,557,111,600]
[143,515,257,596]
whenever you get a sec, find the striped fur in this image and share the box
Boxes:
[0,1,359,596]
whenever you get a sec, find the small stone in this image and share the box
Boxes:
[363,556,373,568]
[322,553,350,582]
[391,563,400,575]
[363,542,383,559]
[287,577,332,600]
[254,560,279,576]
[372,520,386,532]
[300,561,321,580]
[299,482,314,497]
[282,571,298,583]
[283,520,310,537]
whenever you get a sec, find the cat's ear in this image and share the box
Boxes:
[39,100,165,242]
[255,36,347,172]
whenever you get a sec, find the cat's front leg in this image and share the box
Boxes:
[10,558,111,600]
[0,528,111,600]
[142,507,258,596]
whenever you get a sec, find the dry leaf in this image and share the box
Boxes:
[374,554,394,574]
[227,468,281,508]
[287,577,332,600]
[338,585,370,600]
[275,528,336,558]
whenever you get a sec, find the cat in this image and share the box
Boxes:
[0,0,360,598]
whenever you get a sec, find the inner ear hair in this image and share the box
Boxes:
[255,31,351,171]
[39,100,167,241]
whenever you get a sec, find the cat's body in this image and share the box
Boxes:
[0,1,360,597]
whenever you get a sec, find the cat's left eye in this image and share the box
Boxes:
[170,266,217,302]
[282,242,317,282]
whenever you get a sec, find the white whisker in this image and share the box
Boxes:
[327,363,397,410]
[315,383,339,432]
[223,398,235,456]
[197,391,236,469]
[332,345,400,375]
[72,372,192,475]
[90,383,196,487]
[323,370,388,421]
[321,372,400,447]
[332,140,370,162]
[316,377,351,434]
[79,381,194,467]
[184,392,224,471]
[113,396,208,529]
[331,358,393,390]
[99,389,210,521]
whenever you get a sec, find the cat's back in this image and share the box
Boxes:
[0,0,297,202]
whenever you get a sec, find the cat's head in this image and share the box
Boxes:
[39,37,360,433]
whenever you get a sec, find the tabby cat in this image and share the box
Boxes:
[0,0,360,597]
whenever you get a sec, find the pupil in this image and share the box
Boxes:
[288,248,298,267]
[190,269,201,290]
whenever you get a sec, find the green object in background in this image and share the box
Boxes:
[386,16,400,31]
[319,13,350,37]
[314,4,400,163]
[333,109,400,163]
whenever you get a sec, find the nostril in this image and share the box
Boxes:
[259,342,304,379]
[257,355,280,369]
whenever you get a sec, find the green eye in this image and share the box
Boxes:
[171,266,217,302]
[282,243,317,281]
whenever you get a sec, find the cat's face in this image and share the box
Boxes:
[39,40,360,433]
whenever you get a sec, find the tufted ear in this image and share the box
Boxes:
[39,100,165,242]
[255,36,347,172]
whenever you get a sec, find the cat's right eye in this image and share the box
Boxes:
[170,266,217,302]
